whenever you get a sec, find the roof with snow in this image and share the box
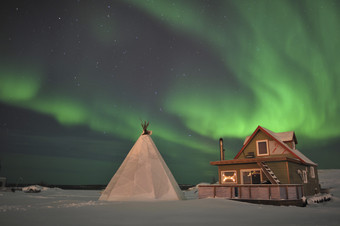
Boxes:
[237,126,316,166]
[243,130,297,145]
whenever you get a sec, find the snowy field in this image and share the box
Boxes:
[1,169,340,226]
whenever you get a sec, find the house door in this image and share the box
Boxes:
[241,169,261,184]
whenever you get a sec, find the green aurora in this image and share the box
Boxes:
[130,0,340,139]
[0,0,339,184]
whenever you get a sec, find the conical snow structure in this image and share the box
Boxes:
[99,134,184,201]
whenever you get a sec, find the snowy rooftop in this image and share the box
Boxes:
[242,126,316,166]
[243,130,295,145]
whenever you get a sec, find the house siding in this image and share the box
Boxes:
[237,130,270,159]
[216,160,320,195]
[266,161,290,184]
[218,163,266,184]
[237,130,300,161]
[288,162,320,196]
[214,126,321,198]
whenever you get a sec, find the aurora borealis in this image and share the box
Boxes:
[0,0,339,185]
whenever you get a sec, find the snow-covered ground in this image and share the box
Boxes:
[1,169,340,226]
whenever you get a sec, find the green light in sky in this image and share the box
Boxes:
[0,65,207,151]
[0,65,42,102]
[31,97,89,125]
[1,0,339,157]
[130,0,340,140]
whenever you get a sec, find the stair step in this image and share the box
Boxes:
[260,162,281,184]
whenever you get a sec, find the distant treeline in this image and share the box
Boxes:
[6,183,195,190]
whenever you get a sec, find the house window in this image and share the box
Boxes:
[256,140,269,156]
[221,171,237,183]
[310,166,315,178]
[241,169,261,184]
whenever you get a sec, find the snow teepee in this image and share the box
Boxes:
[99,122,183,201]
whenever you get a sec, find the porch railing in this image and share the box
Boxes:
[198,184,304,200]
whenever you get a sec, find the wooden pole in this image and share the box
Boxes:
[239,186,242,198]
[230,186,233,198]
[219,138,224,160]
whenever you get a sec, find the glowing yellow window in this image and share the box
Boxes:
[221,171,237,183]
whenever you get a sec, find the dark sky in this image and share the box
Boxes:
[1,0,339,185]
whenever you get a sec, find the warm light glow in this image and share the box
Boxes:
[222,171,236,183]
[223,175,236,182]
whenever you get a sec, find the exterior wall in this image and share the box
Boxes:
[237,130,269,159]
[313,167,320,193]
[217,160,320,196]
[218,163,268,184]
[217,128,320,196]
[198,184,304,201]
[218,161,290,185]
[288,162,320,196]
[266,161,290,184]
[236,130,297,160]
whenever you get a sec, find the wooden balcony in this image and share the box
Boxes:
[198,184,305,206]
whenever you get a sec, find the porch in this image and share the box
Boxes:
[198,184,305,206]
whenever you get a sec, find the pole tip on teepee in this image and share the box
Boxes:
[141,120,152,135]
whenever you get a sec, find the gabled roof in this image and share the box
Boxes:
[243,130,297,145]
[235,126,316,166]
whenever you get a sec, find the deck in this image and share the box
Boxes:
[198,184,305,206]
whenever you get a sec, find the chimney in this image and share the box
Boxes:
[219,138,225,161]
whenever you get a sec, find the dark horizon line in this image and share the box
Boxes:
[4,183,195,191]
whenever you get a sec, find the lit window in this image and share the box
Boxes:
[256,140,269,156]
[241,170,261,184]
[221,171,237,183]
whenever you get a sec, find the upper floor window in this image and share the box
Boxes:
[256,140,269,156]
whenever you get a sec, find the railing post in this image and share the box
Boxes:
[230,186,233,198]
[249,186,252,199]
[296,186,299,199]
[239,185,242,198]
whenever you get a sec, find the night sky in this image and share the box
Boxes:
[1,0,339,185]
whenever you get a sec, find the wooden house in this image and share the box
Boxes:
[198,126,320,206]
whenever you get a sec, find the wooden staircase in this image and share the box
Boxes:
[258,162,281,184]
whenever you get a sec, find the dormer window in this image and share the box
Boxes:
[256,140,269,156]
